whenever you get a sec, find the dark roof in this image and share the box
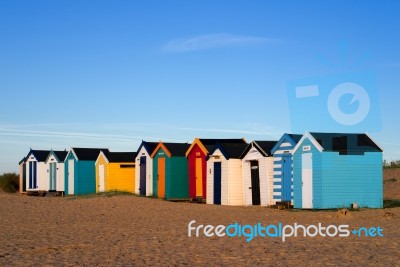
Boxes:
[104,152,137,163]
[199,138,247,151]
[287,134,302,143]
[254,141,278,155]
[19,157,26,164]
[240,141,277,158]
[271,133,302,154]
[72,148,109,161]
[27,150,51,162]
[309,132,382,154]
[53,150,68,162]
[212,143,249,159]
[254,141,278,156]
[162,143,191,157]
[137,141,159,155]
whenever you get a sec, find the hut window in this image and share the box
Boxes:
[120,164,135,168]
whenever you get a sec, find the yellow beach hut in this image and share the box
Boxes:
[95,151,137,193]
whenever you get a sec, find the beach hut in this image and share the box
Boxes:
[95,151,137,193]
[18,157,26,194]
[64,147,109,195]
[240,141,277,206]
[206,142,248,206]
[45,150,68,192]
[270,133,302,205]
[135,141,158,196]
[185,138,247,201]
[25,149,50,193]
[150,142,191,200]
[292,132,383,209]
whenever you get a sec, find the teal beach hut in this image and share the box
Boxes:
[64,147,109,195]
[292,132,383,209]
[150,142,191,200]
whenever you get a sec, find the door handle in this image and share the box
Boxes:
[249,187,252,189]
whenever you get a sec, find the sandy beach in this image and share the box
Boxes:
[0,169,399,266]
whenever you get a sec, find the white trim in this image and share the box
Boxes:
[95,150,109,165]
[292,131,324,154]
[67,148,79,161]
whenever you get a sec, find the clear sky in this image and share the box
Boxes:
[1,1,399,173]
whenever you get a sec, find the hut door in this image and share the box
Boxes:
[250,161,261,205]
[139,156,146,196]
[29,161,37,189]
[68,159,74,195]
[158,158,165,198]
[195,158,203,197]
[99,164,105,192]
[49,163,57,191]
[282,155,292,201]
[213,162,221,205]
[302,153,313,209]
[28,162,32,189]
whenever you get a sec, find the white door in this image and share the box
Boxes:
[68,159,75,195]
[302,153,313,209]
[99,164,105,192]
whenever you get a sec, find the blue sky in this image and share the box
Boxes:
[1,1,399,173]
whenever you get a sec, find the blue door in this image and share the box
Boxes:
[29,161,38,189]
[33,161,37,189]
[139,156,146,196]
[29,162,33,189]
[213,162,221,205]
[282,155,292,201]
[49,163,57,191]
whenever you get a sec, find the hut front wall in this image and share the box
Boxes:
[76,160,97,195]
[64,152,77,195]
[34,162,47,191]
[135,147,153,196]
[187,144,207,199]
[19,162,26,193]
[166,157,189,200]
[273,140,295,203]
[242,148,273,206]
[107,163,135,193]
[222,159,244,206]
[46,154,65,192]
[319,152,383,208]
[293,137,322,209]
[95,155,109,193]
[55,163,65,192]
[206,149,224,204]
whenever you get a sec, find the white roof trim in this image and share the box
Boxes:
[67,148,79,161]
[95,150,109,165]
[292,131,324,154]
[135,146,150,161]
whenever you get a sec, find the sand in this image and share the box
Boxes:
[0,170,399,266]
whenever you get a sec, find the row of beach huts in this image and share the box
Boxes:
[18,132,384,209]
